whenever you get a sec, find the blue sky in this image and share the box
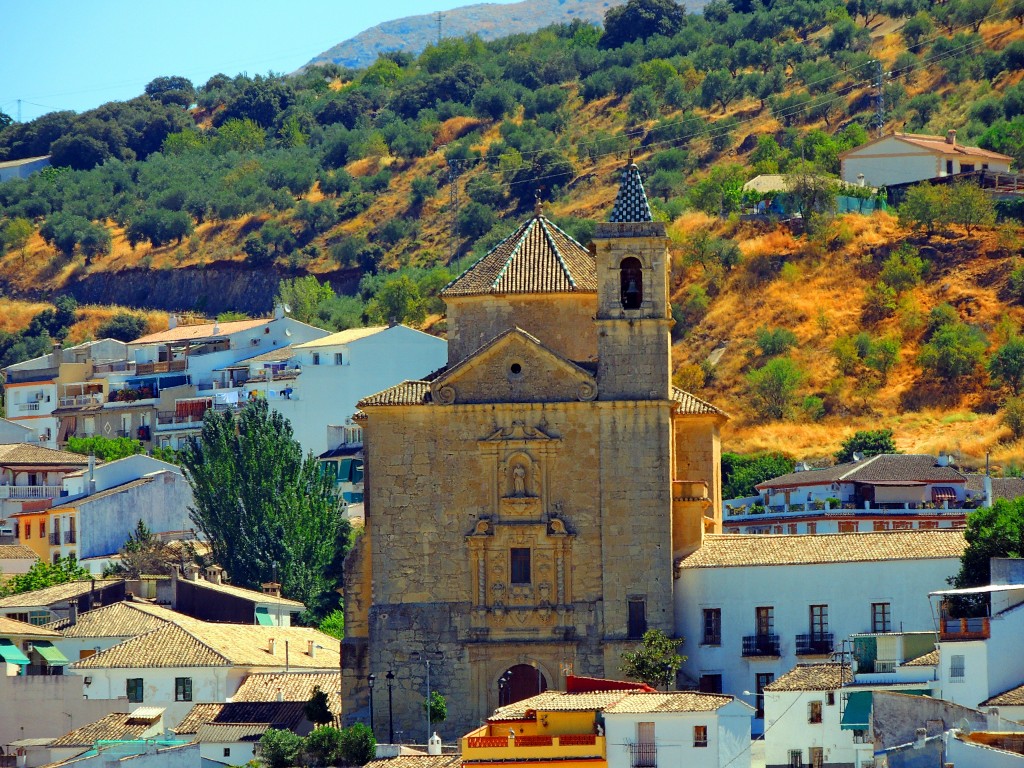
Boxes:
[0,1,522,123]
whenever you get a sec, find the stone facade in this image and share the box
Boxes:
[342,170,726,740]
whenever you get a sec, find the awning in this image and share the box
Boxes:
[840,691,872,730]
[255,607,274,626]
[0,639,30,666]
[32,641,69,665]
[931,487,957,502]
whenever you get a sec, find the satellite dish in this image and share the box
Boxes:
[283,304,291,313]
[285,329,292,337]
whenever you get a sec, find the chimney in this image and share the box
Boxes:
[913,728,927,750]
[274,303,286,320]
[276,688,284,702]
[428,733,442,756]
[308,640,316,657]
[262,581,282,597]
[68,602,78,627]
[205,565,222,585]
[857,173,866,188]
[946,129,956,146]
[268,637,276,655]
[50,340,63,368]
[88,455,96,496]
[185,563,199,582]
[987,707,1001,730]
[168,314,177,330]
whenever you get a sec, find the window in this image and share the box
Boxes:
[874,521,891,531]
[809,747,823,768]
[755,673,774,718]
[510,548,531,584]
[756,606,774,636]
[334,353,344,365]
[839,521,857,533]
[25,523,31,539]
[699,674,722,693]
[312,353,321,365]
[872,602,892,633]
[949,654,965,682]
[961,163,974,173]
[826,691,835,706]
[223,749,231,758]
[127,678,144,703]
[789,750,802,768]
[39,521,45,538]
[702,608,721,645]
[806,522,816,534]
[693,725,707,748]
[175,677,192,701]
[808,700,822,724]
[810,605,828,638]
[620,257,644,309]
[788,524,798,534]
[628,599,647,640]
[946,160,954,174]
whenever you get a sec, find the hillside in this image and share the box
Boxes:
[306,0,630,70]
[2,0,1024,467]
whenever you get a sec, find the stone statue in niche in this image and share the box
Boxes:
[513,464,527,496]
[505,458,535,498]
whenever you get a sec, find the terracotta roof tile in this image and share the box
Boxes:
[232,672,341,717]
[0,615,62,638]
[0,579,123,609]
[294,327,388,348]
[0,543,38,560]
[358,381,431,408]
[765,664,852,692]
[964,475,1024,502]
[442,214,596,298]
[604,692,733,713]
[671,387,728,417]
[490,690,631,720]
[365,757,462,768]
[758,454,966,489]
[186,578,305,608]
[677,530,966,570]
[71,623,340,670]
[49,713,154,747]
[194,723,275,743]
[903,649,940,667]
[173,702,306,735]
[893,133,1012,160]
[45,601,182,637]
[0,443,91,467]
[129,319,268,345]
[983,682,1024,706]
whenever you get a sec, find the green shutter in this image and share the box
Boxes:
[0,639,30,666]
[32,641,69,665]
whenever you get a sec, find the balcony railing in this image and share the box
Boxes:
[742,633,781,657]
[796,633,834,655]
[629,743,657,768]
[48,532,61,545]
[58,394,103,408]
[63,530,76,544]
[461,729,603,759]
[941,617,990,641]
[16,402,41,412]
[136,360,187,375]
[0,485,64,500]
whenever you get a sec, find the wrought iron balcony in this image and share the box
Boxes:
[796,633,834,655]
[63,530,76,544]
[629,743,657,768]
[742,633,781,657]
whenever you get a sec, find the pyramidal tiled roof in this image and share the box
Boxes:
[442,206,596,297]
[608,163,653,223]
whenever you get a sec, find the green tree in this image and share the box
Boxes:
[318,609,345,640]
[304,726,343,766]
[899,182,950,235]
[145,76,196,107]
[835,429,897,462]
[746,357,804,420]
[2,217,34,261]
[948,182,996,235]
[305,688,336,727]
[338,723,377,766]
[425,690,448,725]
[754,327,798,357]
[602,0,686,48]
[721,452,795,499]
[103,520,179,578]
[275,276,336,325]
[366,275,426,326]
[212,118,266,154]
[989,337,1024,395]
[0,556,90,597]
[952,497,1024,590]
[918,321,988,382]
[259,728,303,768]
[866,336,901,383]
[181,399,349,621]
[66,435,144,461]
[879,245,925,294]
[1004,396,1024,439]
[97,312,148,342]
[620,629,685,690]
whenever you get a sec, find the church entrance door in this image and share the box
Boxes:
[503,663,548,706]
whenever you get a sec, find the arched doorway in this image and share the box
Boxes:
[499,664,548,706]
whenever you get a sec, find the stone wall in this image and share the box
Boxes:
[446,294,597,367]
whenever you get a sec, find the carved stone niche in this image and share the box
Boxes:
[478,421,559,522]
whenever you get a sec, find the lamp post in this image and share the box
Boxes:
[386,670,395,743]
[410,651,443,746]
[498,672,511,707]
[368,674,376,738]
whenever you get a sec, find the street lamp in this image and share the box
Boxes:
[386,670,395,743]
[410,651,443,746]
[498,672,511,707]
[368,674,376,737]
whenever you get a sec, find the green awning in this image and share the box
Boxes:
[0,639,30,666]
[255,607,274,626]
[32,641,69,665]
[840,691,872,730]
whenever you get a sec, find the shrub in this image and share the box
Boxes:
[746,357,804,420]
[97,313,147,342]
[304,726,343,767]
[918,321,988,382]
[259,728,303,768]
[835,429,897,462]
[754,326,798,357]
[1004,397,1024,440]
[989,337,1024,395]
[833,335,860,375]
[339,723,376,767]
[878,245,925,293]
[800,395,826,421]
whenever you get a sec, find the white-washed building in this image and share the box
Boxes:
[674,530,966,734]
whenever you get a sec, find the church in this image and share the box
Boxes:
[341,164,727,738]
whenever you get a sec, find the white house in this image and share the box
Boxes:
[723,454,971,535]
[0,417,35,444]
[173,700,318,765]
[240,324,447,456]
[72,620,340,728]
[603,692,754,768]
[674,530,966,734]
[838,130,1013,188]
[0,155,51,182]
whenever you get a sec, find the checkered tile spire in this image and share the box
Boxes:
[608,163,653,223]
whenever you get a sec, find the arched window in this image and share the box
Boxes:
[620,257,643,309]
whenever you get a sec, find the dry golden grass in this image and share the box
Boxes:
[0,298,51,332]
[0,298,168,344]
[435,116,487,147]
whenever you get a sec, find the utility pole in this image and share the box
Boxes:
[874,59,886,137]
[448,159,460,261]
[436,12,444,44]
[16,99,21,123]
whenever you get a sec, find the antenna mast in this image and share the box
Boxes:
[436,12,444,44]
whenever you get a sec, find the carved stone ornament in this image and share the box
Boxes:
[576,381,598,401]
[436,385,456,404]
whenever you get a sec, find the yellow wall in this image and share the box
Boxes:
[16,512,50,560]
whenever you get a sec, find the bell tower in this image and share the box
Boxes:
[593,162,673,401]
